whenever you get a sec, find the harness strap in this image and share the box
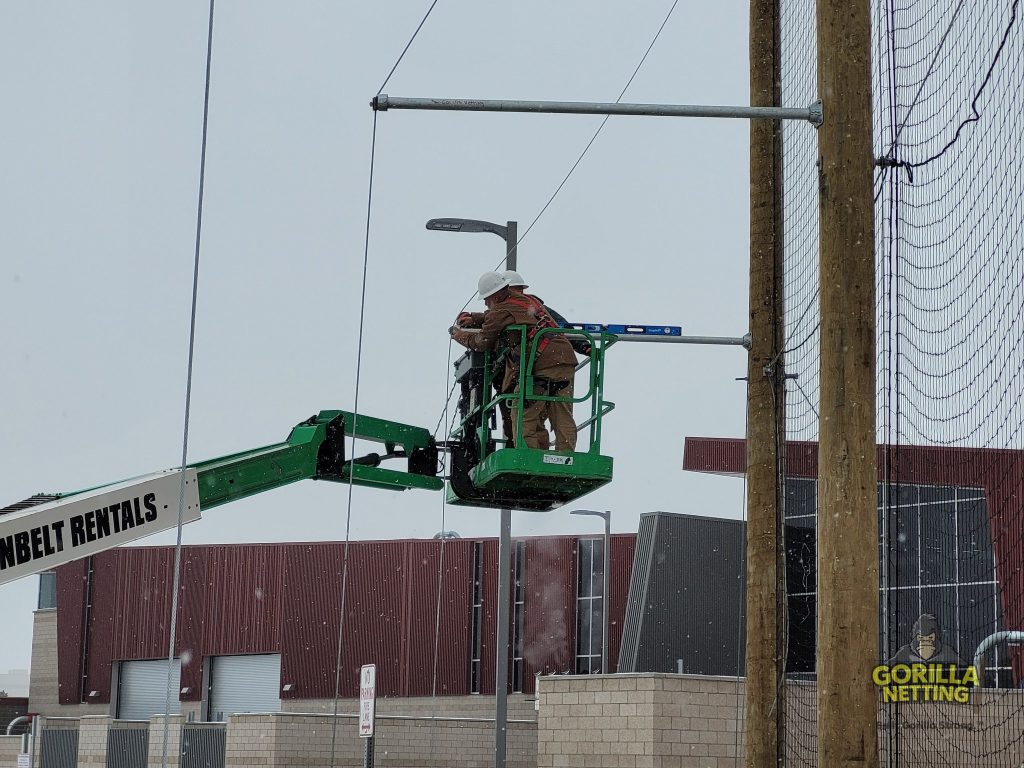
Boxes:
[504,294,557,354]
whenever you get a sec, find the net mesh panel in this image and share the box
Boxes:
[780,0,1024,764]
[779,0,820,763]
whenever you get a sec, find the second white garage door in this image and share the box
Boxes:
[208,653,281,721]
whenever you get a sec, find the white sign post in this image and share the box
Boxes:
[359,664,376,768]
[358,664,376,737]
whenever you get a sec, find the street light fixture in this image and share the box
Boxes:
[425,217,517,269]
[426,218,508,240]
[427,215,517,768]
[570,509,611,675]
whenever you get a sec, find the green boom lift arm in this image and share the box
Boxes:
[0,410,441,585]
[191,409,442,509]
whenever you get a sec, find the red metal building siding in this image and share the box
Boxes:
[279,542,343,701]
[432,539,475,696]
[608,534,636,673]
[178,547,208,701]
[54,534,636,706]
[477,539,501,696]
[278,539,476,700]
[339,540,406,698]
[202,545,284,656]
[56,558,88,705]
[110,548,176,659]
[400,539,474,697]
[522,537,576,681]
[82,554,118,702]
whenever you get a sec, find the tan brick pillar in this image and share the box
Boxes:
[147,715,183,768]
[76,716,112,766]
[224,714,277,767]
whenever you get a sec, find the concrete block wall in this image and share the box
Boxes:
[224,714,277,767]
[284,693,538,719]
[783,678,1024,768]
[224,712,536,768]
[537,673,745,768]
[0,735,24,767]
[76,716,110,766]
[28,610,58,715]
[147,715,182,768]
[29,611,109,719]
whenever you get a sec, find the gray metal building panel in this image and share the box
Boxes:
[208,653,281,720]
[116,659,181,720]
[618,512,746,676]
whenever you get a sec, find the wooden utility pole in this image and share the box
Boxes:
[816,0,879,766]
[746,0,786,765]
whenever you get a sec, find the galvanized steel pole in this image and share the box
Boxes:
[816,0,879,765]
[745,0,787,764]
[607,333,751,348]
[372,95,823,125]
[602,513,610,675]
[494,220,517,768]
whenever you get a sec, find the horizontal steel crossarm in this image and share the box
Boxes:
[372,95,822,125]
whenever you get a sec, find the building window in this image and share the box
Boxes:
[512,541,526,692]
[575,538,605,674]
[37,571,57,609]
[469,541,484,694]
[785,479,1010,686]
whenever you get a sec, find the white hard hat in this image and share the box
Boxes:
[502,270,528,288]
[477,271,510,299]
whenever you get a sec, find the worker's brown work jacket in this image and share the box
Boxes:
[463,296,576,382]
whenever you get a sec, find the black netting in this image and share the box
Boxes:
[780,0,1024,764]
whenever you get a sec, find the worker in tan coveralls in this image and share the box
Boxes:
[450,272,578,452]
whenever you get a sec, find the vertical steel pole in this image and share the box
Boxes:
[746,0,786,764]
[816,0,879,765]
[363,736,374,768]
[602,513,610,674]
[494,220,517,768]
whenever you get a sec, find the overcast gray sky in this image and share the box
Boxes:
[0,2,750,674]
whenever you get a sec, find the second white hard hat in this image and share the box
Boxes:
[477,271,510,299]
[502,270,528,288]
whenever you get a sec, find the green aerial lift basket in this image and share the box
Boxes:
[446,326,615,512]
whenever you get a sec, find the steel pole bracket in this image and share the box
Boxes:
[808,100,823,127]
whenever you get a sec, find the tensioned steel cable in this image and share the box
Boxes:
[327,111,378,768]
[515,0,682,248]
[428,0,684,405]
[161,2,216,767]
[328,4,440,764]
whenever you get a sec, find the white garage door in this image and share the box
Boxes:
[209,653,281,721]
[117,659,181,720]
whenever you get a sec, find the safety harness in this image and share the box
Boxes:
[503,293,559,355]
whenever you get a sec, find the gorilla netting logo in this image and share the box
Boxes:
[872,613,978,703]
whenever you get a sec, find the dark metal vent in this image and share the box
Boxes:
[0,494,59,516]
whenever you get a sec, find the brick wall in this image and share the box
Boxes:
[29,610,109,718]
[147,716,183,768]
[537,674,745,768]
[284,693,538,719]
[783,677,1024,768]
[539,674,1024,768]
[0,735,24,766]
[28,610,58,714]
[225,712,536,768]
[76,716,109,766]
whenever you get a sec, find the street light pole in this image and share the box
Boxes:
[426,216,516,768]
[570,509,611,674]
[494,220,515,768]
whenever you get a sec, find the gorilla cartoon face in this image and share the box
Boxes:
[911,614,942,660]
